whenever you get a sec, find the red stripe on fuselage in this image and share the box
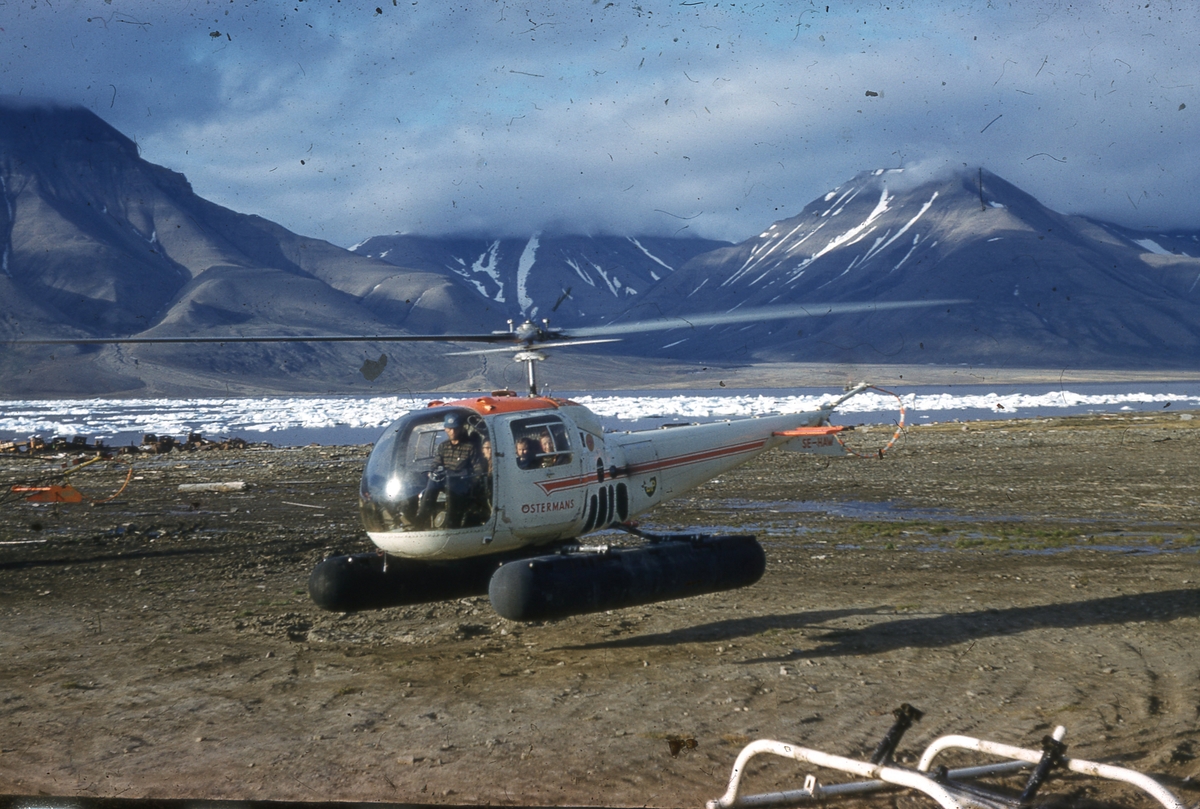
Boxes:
[532,438,767,495]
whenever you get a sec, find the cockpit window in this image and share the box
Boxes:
[510,415,572,470]
[359,408,492,532]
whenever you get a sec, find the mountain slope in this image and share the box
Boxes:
[0,101,496,394]
[618,169,1200,369]
[349,234,732,328]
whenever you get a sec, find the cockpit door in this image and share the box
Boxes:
[500,413,585,539]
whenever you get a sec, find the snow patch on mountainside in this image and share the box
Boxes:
[724,181,942,290]
[824,186,861,216]
[564,258,596,288]
[892,233,924,272]
[628,237,672,280]
[466,241,505,303]
[811,185,893,263]
[1135,238,1171,255]
[726,219,827,286]
[516,234,539,316]
[454,273,491,298]
[603,260,634,297]
[863,191,937,266]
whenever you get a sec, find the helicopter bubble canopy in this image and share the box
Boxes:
[359,407,493,534]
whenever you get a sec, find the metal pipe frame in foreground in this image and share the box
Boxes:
[707,725,1186,809]
[917,730,1185,809]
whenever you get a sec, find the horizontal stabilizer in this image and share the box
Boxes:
[773,425,851,456]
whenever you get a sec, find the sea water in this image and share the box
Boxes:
[2,381,1199,447]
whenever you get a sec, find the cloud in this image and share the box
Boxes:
[2,1,1197,246]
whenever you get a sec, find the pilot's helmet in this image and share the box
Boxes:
[443,412,465,430]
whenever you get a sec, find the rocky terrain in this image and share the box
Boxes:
[2,410,1198,807]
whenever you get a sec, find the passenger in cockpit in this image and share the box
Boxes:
[515,437,540,470]
[538,432,558,466]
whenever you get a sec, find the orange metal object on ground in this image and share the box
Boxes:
[12,485,85,503]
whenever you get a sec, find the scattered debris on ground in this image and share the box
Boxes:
[1,412,1198,806]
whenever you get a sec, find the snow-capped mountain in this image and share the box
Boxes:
[4,100,1199,397]
[619,168,1200,369]
[349,234,732,327]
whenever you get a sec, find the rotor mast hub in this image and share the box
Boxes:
[513,350,547,397]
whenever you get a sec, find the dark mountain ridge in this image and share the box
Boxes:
[612,169,1200,369]
[349,233,732,328]
[3,102,1198,398]
[1,101,500,395]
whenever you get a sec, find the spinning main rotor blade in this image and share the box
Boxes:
[563,300,966,338]
[7,300,965,347]
[9,332,520,346]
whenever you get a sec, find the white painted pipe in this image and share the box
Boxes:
[713,760,1035,809]
[916,726,1184,809]
[709,725,1186,809]
[916,726,1068,772]
[1057,757,1185,809]
[707,740,979,809]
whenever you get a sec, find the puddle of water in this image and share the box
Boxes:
[1013,544,1199,556]
[622,499,1198,558]
[717,498,961,522]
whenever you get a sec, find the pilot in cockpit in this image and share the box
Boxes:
[416,413,488,528]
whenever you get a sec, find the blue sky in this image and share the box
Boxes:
[2,1,1197,247]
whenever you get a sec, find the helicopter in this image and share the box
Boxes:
[13,300,957,621]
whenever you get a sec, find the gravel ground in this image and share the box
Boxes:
[1,410,1198,808]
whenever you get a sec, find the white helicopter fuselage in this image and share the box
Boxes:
[359,392,848,561]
